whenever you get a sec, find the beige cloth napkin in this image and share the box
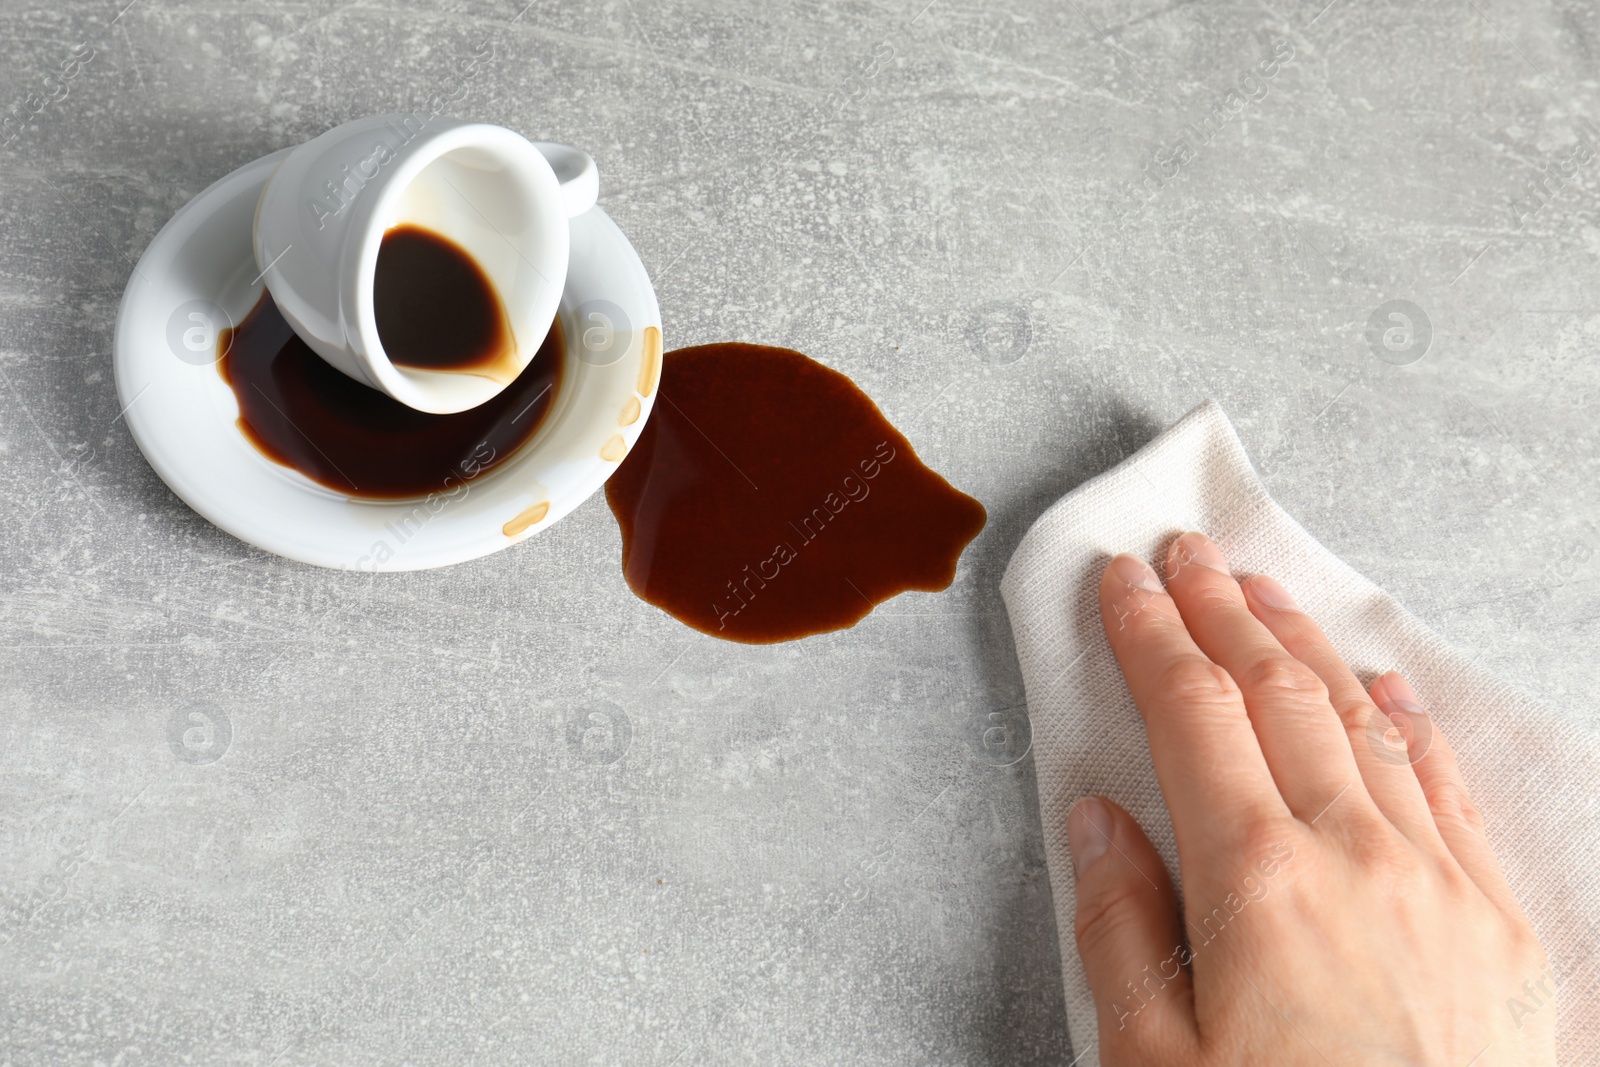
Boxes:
[999,399,1600,1066]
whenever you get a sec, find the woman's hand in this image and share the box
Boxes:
[1071,532,1556,1066]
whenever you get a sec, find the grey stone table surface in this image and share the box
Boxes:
[3,0,1599,1063]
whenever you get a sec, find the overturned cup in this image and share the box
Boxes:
[253,113,598,414]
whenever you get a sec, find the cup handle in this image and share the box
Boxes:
[534,142,599,218]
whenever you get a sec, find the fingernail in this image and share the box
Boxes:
[1369,673,1433,763]
[1376,694,1425,718]
[1068,797,1114,875]
[1370,670,1419,708]
[1247,574,1299,611]
[1170,531,1229,576]
[1374,693,1427,729]
[1109,554,1164,594]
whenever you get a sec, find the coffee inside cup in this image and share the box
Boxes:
[363,140,562,407]
[372,224,518,381]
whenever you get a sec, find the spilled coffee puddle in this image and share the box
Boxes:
[218,290,562,499]
[605,342,986,643]
[220,292,980,636]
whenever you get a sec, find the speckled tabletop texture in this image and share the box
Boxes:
[3,1,1599,1064]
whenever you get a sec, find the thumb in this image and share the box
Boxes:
[1067,797,1196,1063]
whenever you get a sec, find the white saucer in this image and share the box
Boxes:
[114,147,662,571]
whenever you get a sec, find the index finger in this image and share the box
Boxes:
[1099,553,1289,860]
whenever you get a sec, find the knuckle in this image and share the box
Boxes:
[1505,919,1548,967]
[1424,790,1460,826]
[1074,886,1146,962]
[1191,818,1304,919]
[1455,791,1486,833]
[1155,655,1241,708]
[1345,823,1420,882]
[1426,780,1485,833]
[1233,817,1301,872]
[1437,861,1482,903]
[1238,655,1327,703]
[1351,716,1405,768]
[1331,693,1377,731]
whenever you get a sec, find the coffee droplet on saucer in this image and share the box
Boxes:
[605,343,986,644]
[619,397,641,426]
[599,434,628,462]
[637,326,662,396]
[503,501,550,537]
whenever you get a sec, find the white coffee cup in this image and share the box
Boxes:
[253,114,598,414]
